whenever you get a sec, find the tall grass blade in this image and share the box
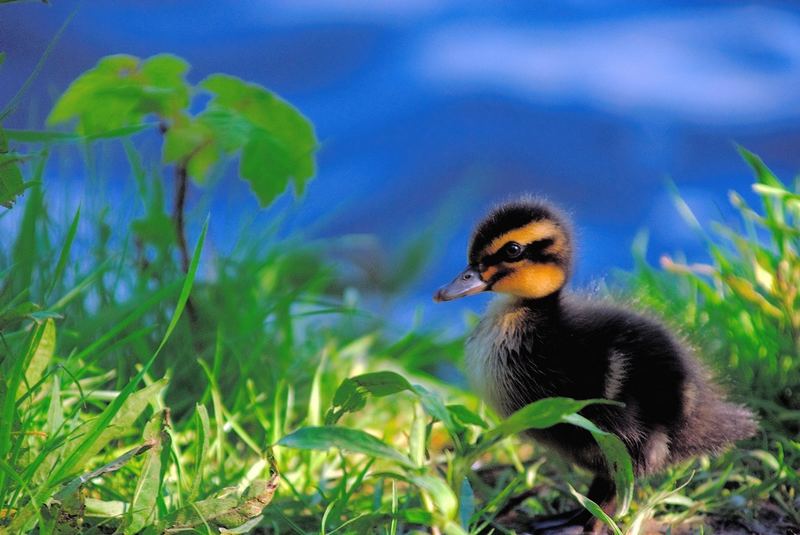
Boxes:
[11,217,208,531]
[190,404,211,502]
[0,7,78,121]
[46,206,80,300]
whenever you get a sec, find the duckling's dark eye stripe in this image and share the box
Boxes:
[525,247,559,264]
[481,238,556,266]
[485,268,511,289]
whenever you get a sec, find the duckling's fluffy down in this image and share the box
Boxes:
[466,293,757,477]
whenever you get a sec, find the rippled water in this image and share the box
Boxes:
[2,1,799,326]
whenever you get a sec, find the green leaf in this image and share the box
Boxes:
[447,404,487,429]
[40,441,157,534]
[138,54,190,115]
[16,317,56,399]
[479,398,614,447]
[163,120,209,163]
[239,129,293,207]
[563,413,635,516]
[379,471,459,521]
[219,515,265,534]
[11,379,169,533]
[752,183,798,201]
[11,219,208,532]
[185,141,220,184]
[84,498,126,518]
[48,54,141,134]
[414,384,458,436]
[125,410,170,534]
[407,474,458,520]
[278,426,414,468]
[1,324,48,459]
[334,371,414,404]
[202,73,317,206]
[48,54,190,136]
[0,127,25,208]
[55,442,156,492]
[31,377,167,494]
[62,379,169,480]
[567,484,623,535]
[160,461,279,531]
[131,210,176,249]
[198,106,252,152]
[327,371,414,423]
[409,402,427,467]
[162,118,223,184]
[11,176,43,293]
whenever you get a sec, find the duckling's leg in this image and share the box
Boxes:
[530,476,616,534]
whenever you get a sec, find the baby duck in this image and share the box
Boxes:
[434,198,756,533]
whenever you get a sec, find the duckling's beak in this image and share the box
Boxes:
[433,266,488,302]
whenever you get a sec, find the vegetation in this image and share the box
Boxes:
[629,149,800,424]
[1,26,798,535]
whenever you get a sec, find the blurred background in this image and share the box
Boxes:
[3,0,800,325]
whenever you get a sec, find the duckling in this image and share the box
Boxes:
[433,198,757,533]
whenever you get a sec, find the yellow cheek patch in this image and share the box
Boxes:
[491,263,566,298]
[486,220,561,256]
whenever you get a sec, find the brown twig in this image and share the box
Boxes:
[173,161,191,274]
[172,160,198,323]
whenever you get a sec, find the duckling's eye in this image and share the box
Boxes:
[503,242,523,259]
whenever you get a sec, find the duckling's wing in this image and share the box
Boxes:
[562,297,756,474]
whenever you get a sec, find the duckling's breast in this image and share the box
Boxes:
[465,296,544,416]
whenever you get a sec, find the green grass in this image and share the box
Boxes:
[1,145,798,534]
[627,149,800,423]
[0,163,630,533]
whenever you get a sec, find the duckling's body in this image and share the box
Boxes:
[467,293,753,477]
[435,198,756,533]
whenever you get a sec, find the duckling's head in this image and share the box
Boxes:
[434,198,573,302]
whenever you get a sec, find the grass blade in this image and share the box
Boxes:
[567,484,622,535]
[190,404,211,502]
[28,217,208,521]
[46,206,81,300]
[0,7,78,121]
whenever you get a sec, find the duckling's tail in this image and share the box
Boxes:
[704,399,758,445]
[674,393,758,462]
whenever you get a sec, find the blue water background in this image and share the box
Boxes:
[2,1,800,328]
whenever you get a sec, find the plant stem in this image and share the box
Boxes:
[173,160,197,323]
[173,162,190,274]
